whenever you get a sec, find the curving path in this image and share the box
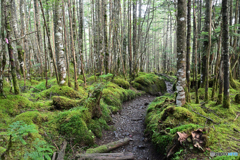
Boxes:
[96,82,173,159]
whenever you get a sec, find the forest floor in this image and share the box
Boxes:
[95,82,173,160]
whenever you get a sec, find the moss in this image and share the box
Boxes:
[31,79,57,92]
[40,85,85,99]
[57,112,95,145]
[52,96,83,110]
[87,118,109,138]
[86,75,97,84]
[132,73,166,95]
[0,95,33,116]
[0,147,6,155]
[235,94,240,104]
[12,111,48,126]
[86,145,108,154]
[113,78,130,89]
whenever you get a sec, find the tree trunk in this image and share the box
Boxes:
[203,0,212,102]
[5,0,20,95]
[34,0,43,76]
[79,0,86,86]
[176,0,187,106]
[222,0,230,108]
[0,0,5,96]
[62,0,71,88]
[128,0,132,79]
[54,0,66,86]
[103,0,109,74]
[186,0,191,103]
[193,0,199,104]
[68,0,78,90]
[133,0,137,78]
[39,0,59,83]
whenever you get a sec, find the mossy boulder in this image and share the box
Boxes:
[12,111,48,126]
[0,95,33,116]
[145,96,202,154]
[113,78,130,89]
[102,82,137,108]
[235,94,240,104]
[87,118,109,138]
[56,111,95,145]
[40,85,85,99]
[132,73,166,95]
[52,96,83,110]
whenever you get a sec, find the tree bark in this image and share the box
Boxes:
[192,0,199,104]
[203,0,212,102]
[54,0,66,85]
[5,0,20,94]
[68,0,78,90]
[176,0,187,106]
[186,0,191,103]
[222,0,230,108]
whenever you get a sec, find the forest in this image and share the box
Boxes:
[0,0,240,159]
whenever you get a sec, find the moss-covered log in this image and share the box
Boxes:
[86,138,131,154]
[77,152,134,160]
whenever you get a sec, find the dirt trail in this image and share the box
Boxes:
[96,82,174,160]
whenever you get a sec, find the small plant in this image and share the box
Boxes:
[1,121,53,160]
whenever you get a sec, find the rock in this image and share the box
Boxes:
[137,145,146,149]
[144,102,149,106]
[123,132,130,136]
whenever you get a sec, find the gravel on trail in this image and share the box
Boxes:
[96,82,173,160]
[96,94,164,160]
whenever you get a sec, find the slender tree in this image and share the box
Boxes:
[186,0,191,102]
[192,0,199,104]
[176,0,187,106]
[203,0,212,102]
[5,0,20,94]
[54,0,66,85]
[222,0,230,108]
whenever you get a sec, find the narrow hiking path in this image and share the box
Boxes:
[96,81,174,160]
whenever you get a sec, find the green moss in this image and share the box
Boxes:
[31,79,57,92]
[132,73,166,95]
[113,78,130,89]
[52,96,83,110]
[169,124,202,134]
[40,85,85,99]
[86,145,108,154]
[56,111,95,145]
[0,147,6,155]
[12,111,48,126]
[0,95,33,116]
[87,118,109,138]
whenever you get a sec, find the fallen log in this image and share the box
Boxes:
[76,152,134,160]
[86,138,131,154]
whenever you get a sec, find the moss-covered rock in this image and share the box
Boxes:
[0,95,33,117]
[113,78,130,89]
[87,118,109,138]
[132,73,166,95]
[40,85,85,99]
[52,96,83,110]
[56,111,95,145]
[12,111,48,125]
